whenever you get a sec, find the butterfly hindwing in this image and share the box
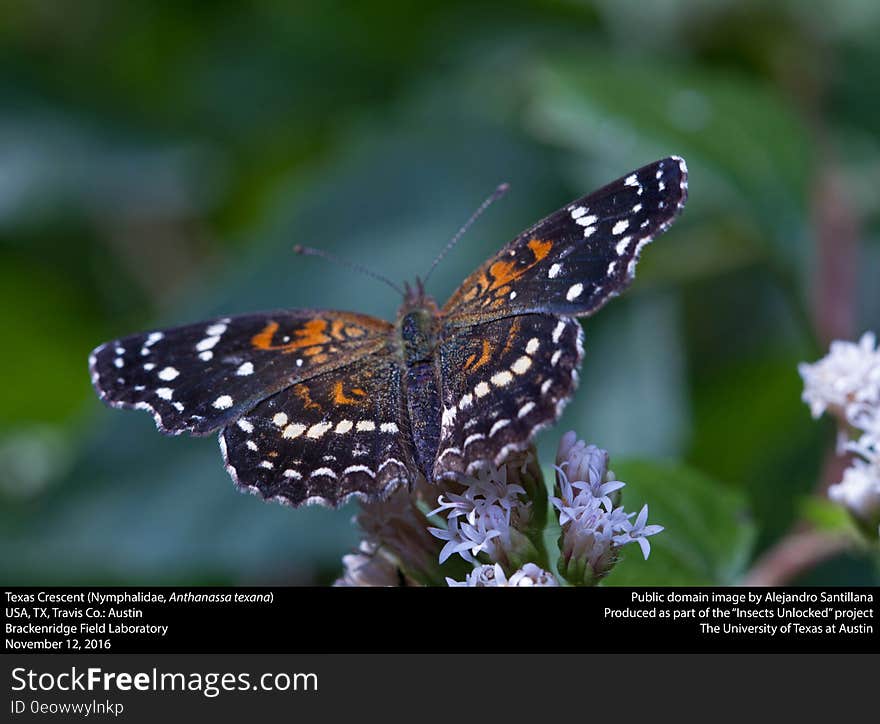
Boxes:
[433,313,583,478]
[220,350,414,507]
[90,310,392,436]
[442,156,687,325]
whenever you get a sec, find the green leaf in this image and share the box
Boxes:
[600,459,756,586]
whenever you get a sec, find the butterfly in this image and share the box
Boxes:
[89,156,688,507]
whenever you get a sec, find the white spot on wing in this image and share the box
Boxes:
[566,283,584,302]
[283,423,306,439]
[552,321,566,344]
[196,336,220,352]
[380,422,399,433]
[442,406,457,429]
[236,362,254,376]
[156,388,174,400]
[238,418,254,433]
[526,338,540,354]
[463,433,486,448]
[206,323,227,336]
[548,263,562,279]
[335,419,353,434]
[306,422,332,439]
[158,366,179,381]
[491,370,513,387]
[612,219,629,235]
[489,419,510,437]
[511,356,532,375]
[272,412,288,427]
[343,465,374,478]
[213,394,233,410]
[475,381,490,398]
[356,420,376,432]
[517,401,535,418]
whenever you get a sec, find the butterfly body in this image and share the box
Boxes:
[90,157,688,507]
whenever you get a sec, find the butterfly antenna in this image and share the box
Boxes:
[423,182,510,286]
[293,245,405,296]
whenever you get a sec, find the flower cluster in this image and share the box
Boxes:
[799,331,880,535]
[336,432,664,586]
[426,452,541,572]
[552,432,663,585]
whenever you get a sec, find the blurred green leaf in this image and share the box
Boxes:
[800,496,857,534]
[601,459,756,585]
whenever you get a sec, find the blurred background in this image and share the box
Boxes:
[1,0,878,585]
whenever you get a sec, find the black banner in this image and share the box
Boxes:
[4,587,878,654]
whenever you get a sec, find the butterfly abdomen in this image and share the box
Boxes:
[404,360,442,481]
[398,302,443,481]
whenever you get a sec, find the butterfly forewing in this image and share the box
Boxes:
[90,310,392,436]
[442,156,687,326]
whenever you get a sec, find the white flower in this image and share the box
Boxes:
[427,515,501,564]
[614,504,665,559]
[427,461,534,567]
[334,541,403,587]
[846,406,880,466]
[446,562,558,587]
[552,433,664,585]
[507,563,559,586]
[798,331,880,422]
[828,460,880,526]
[800,332,880,534]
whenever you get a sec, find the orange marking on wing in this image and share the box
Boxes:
[345,326,365,337]
[487,238,553,291]
[464,339,493,372]
[501,318,522,356]
[251,321,280,350]
[330,319,346,340]
[528,237,552,262]
[333,381,367,405]
[463,284,481,302]
[252,319,330,353]
[294,384,322,411]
